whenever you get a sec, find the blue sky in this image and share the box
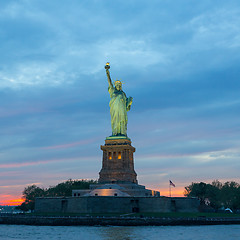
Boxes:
[0,0,240,204]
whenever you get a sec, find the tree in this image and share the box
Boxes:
[184,182,210,204]
[46,179,97,197]
[220,181,240,209]
[184,180,240,211]
[18,185,46,211]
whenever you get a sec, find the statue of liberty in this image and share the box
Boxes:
[105,63,133,137]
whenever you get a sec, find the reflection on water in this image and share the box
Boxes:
[98,226,136,240]
[0,225,240,240]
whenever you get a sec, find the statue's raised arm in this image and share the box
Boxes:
[104,63,133,137]
[105,62,113,88]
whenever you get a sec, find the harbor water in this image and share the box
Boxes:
[0,224,240,240]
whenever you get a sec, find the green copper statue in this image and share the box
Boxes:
[105,63,133,137]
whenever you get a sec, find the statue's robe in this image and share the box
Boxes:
[108,86,131,136]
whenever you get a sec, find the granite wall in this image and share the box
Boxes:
[35,196,199,213]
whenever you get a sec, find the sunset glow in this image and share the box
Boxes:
[0,194,24,206]
[159,188,185,198]
[8,199,24,206]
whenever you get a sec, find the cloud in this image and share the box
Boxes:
[1,0,240,92]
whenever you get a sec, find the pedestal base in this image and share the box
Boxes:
[99,138,137,184]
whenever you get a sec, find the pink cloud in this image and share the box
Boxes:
[42,138,98,150]
[0,158,78,169]
[0,155,95,169]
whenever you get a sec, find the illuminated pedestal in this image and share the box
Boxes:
[99,137,137,184]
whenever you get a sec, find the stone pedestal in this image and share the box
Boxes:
[99,137,137,184]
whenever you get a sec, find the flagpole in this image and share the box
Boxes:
[169,183,171,198]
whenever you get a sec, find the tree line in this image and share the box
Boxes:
[184,180,240,211]
[16,179,97,211]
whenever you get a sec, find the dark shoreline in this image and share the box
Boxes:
[1,215,240,226]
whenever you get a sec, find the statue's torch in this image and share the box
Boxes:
[105,62,110,70]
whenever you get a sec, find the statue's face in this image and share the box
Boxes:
[115,83,122,91]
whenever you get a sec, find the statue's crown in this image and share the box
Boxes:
[115,79,123,85]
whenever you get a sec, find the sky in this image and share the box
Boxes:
[0,0,240,205]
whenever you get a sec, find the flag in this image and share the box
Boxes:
[169,180,175,187]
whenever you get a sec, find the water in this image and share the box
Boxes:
[0,225,240,240]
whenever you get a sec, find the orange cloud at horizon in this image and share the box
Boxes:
[0,194,23,206]
[9,198,24,206]
[160,188,185,197]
